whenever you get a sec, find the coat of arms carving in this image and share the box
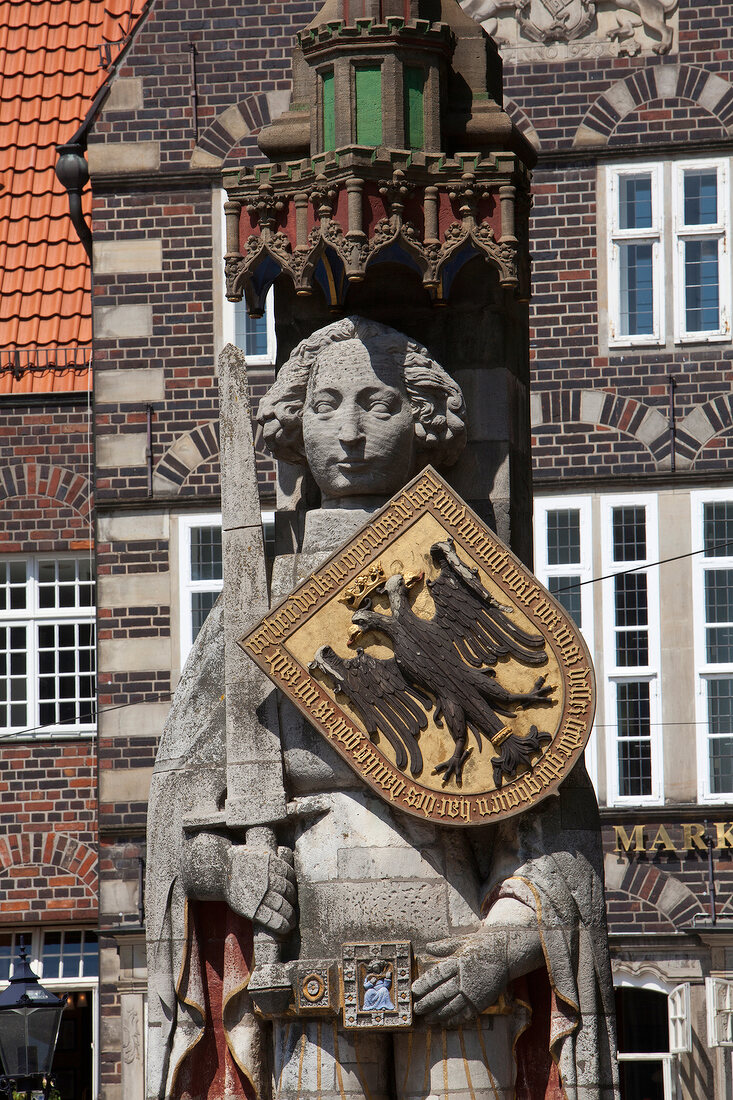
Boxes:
[241,469,594,827]
[461,0,678,59]
[517,0,595,43]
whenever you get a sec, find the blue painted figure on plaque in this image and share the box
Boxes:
[362,963,394,1012]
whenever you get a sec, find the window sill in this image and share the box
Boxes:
[0,727,96,743]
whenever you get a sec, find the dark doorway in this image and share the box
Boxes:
[615,986,669,1100]
[51,991,93,1100]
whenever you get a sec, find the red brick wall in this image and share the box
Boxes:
[0,742,96,924]
[0,398,96,922]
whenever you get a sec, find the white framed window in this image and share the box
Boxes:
[673,160,730,342]
[615,984,675,1100]
[601,495,663,804]
[533,496,594,646]
[607,163,665,346]
[668,983,692,1054]
[533,495,597,787]
[692,490,733,801]
[221,193,276,364]
[707,977,733,1047]
[179,514,224,665]
[178,512,275,665]
[0,928,99,1096]
[224,288,276,364]
[0,556,95,739]
[606,158,731,348]
[0,928,98,983]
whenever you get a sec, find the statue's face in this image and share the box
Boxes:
[302,340,416,503]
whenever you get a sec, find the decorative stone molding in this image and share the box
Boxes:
[532,387,733,470]
[604,852,703,928]
[678,394,733,462]
[189,91,290,169]
[0,832,97,896]
[0,462,91,515]
[463,0,679,63]
[574,64,733,146]
[153,422,219,494]
[224,156,528,312]
[505,99,541,151]
[532,387,672,462]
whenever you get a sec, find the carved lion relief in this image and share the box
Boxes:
[460,0,678,60]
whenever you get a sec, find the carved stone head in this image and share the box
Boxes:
[257,316,466,506]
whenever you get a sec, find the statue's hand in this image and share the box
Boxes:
[412,932,510,1025]
[227,845,297,936]
[412,899,544,1026]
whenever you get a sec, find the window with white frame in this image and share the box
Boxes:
[179,512,276,664]
[602,496,662,803]
[179,515,224,664]
[707,977,733,1047]
[227,290,276,363]
[668,983,692,1055]
[692,492,733,800]
[0,557,95,738]
[533,496,597,788]
[608,164,664,345]
[615,986,674,1100]
[533,496,594,642]
[221,194,276,365]
[606,159,730,347]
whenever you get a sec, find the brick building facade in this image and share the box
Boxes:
[4,0,733,1097]
[83,2,733,1098]
[0,2,146,1097]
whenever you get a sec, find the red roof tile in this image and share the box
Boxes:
[0,0,147,394]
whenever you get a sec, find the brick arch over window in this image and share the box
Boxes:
[604,853,703,929]
[505,99,540,151]
[0,463,91,516]
[153,422,219,494]
[673,395,733,464]
[531,388,672,464]
[0,832,97,896]
[190,91,291,169]
[573,65,733,147]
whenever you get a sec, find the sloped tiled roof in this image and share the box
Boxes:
[0,0,147,393]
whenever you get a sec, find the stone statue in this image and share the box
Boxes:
[146,318,619,1100]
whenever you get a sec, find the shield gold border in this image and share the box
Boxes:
[239,467,595,827]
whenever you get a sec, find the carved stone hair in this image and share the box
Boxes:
[257,316,467,468]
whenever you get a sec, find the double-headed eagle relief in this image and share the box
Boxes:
[311,538,554,786]
[242,468,595,827]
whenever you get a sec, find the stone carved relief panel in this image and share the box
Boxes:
[460,0,678,60]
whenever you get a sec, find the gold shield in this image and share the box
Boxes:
[240,467,595,827]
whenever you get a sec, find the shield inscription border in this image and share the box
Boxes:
[240,467,595,827]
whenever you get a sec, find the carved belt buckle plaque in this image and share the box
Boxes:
[295,963,336,1014]
[241,467,595,827]
[342,942,412,1030]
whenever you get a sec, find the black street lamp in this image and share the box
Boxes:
[0,941,66,1100]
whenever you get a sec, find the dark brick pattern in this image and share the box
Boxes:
[0,743,96,923]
